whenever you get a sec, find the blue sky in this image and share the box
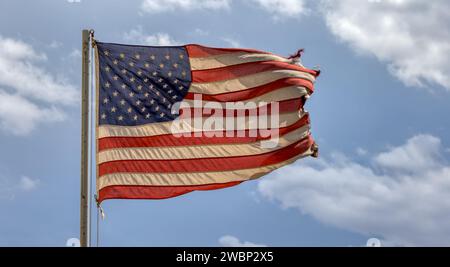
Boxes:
[0,0,449,246]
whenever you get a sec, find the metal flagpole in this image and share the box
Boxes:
[80,29,91,247]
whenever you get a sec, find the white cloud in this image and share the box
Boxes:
[141,0,231,13]
[193,28,209,36]
[374,134,442,174]
[0,36,78,106]
[258,134,450,246]
[49,41,62,49]
[250,0,308,19]
[0,174,14,200]
[0,36,77,135]
[19,176,40,192]
[68,49,81,58]
[322,0,450,90]
[221,37,241,48]
[218,235,267,247]
[0,90,65,135]
[356,147,368,156]
[124,26,179,46]
[0,173,40,199]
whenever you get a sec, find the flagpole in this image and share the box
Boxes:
[80,29,91,247]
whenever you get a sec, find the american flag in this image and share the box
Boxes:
[95,42,319,203]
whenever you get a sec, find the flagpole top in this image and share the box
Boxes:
[89,29,96,47]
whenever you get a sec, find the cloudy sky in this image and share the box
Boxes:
[0,0,449,246]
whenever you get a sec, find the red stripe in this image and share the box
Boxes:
[98,181,242,203]
[180,98,303,118]
[185,78,313,101]
[186,44,267,58]
[98,113,310,151]
[98,135,313,176]
[191,61,318,83]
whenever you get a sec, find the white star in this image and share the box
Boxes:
[150,55,155,60]
[104,82,110,88]
[104,66,110,72]
[136,100,141,106]
[113,75,119,80]
[160,112,165,118]
[150,99,155,104]
[144,93,150,98]
[121,84,127,89]
[178,86,183,90]
[113,91,119,97]
[120,99,126,106]
[145,63,150,68]
[145,113,151,119]
[129,62,135,67]
[103,98,109,104]
[137,71,142,76]
[179,54,184,59]
[121,69,127,74]
[135,54,140,59]
[119,53,125,59]
[127,107,132,113]
[174,79,179,84]
[130,77,135,82]
[101,113,107,119]
[118,115,124,121]
[113,59,118,65]
[141,107,146,112]
[152,71,157,76]
[104,50,109,56]
[173,63,178,68]
[129,92,135,97]
[172,95,178,99]
[155,106,160,111]
[137,85,143,90]
[111,107,117,112]
[165,55,170,60]
[144,78,149,83]
[163,84,168,88]
[133,115,138,121]
[168,90,173,94]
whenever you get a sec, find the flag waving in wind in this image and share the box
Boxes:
[95,42,320,203]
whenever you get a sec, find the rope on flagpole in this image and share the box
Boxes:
[97,197,100,247]
[88,29,97,247]
[89,29,104,247]
[95,194,105,247]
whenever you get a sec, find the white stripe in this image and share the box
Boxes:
[98,125,310,163]
[98,148,313,188]
[98,111,304,138]
[189,70,315,94]
[183,86,308,108]
[189,52,299,70]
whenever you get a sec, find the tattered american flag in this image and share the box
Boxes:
[95,42,320,203]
